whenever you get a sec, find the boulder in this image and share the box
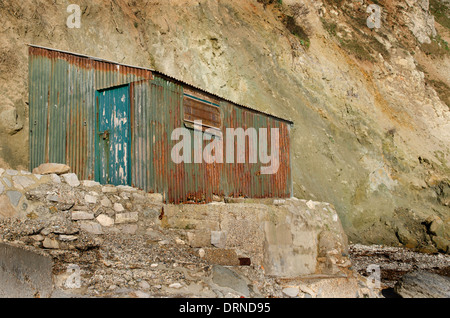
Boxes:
[32,163,70,175]
[394,270,450,298]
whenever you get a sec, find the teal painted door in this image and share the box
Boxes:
[96,85,131,186]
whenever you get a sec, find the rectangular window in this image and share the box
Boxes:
[183,94,222,132]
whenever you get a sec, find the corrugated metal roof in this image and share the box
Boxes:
[27,44,294,125]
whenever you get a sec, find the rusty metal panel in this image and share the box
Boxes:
[28,46,151,180]
[128,73,292,204]
[130,77,184,202]
[29,46,292,204]
[183,94,221,130]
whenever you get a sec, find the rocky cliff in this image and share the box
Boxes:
[0,0,449,251]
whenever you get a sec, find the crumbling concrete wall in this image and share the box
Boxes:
[163,198,349,277]
[0,243,53,298]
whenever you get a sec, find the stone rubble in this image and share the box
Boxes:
[0,168,382,298]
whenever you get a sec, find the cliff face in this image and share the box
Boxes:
[0,0,449,251]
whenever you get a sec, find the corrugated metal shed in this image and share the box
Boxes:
[28,45,293,203]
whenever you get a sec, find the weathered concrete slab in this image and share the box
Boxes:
[0,243,53,298]
[162,198,349,278]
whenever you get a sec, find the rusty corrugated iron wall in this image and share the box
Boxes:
[28,46,151,181]
[29,45,292,203]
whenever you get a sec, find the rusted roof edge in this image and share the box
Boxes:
[27,44,294,125]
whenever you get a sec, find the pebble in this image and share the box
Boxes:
[175,238,186,245]
[43,237,60,249]
[59,235,78,242]
[139,281,151,290]
[282,287,300,297]
[169,283,183,289]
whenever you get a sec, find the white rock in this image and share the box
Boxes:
[50,174,61,183]
[139,281,151,290]
[134,291,149,298]
[273,199,286,206]
[102,186,117,193]
[2,177,11,188]
[30,234,44,242]
[58,235,78,242]
[84,194,98,204]
[100,197,112,207]
[97,214,115,227]
[199,248,206,258]
[306,200,317,210]
[282,287,300,298]
[151,263,159,268]
[175,238,186,245]
[0,182,4,195]
[12,176,35,189]
[113,203,125,212]
[115,212,139,224]
[211,231,227,249]
[62,173,80,187]
[82,180,101,187]
[72,211,94,220]
[6,169,18,176]
[0,168,4,176]
[32,163,70,175]
[169,283,183,289]
[43,237,60,249]
[116,185,137,192]
[79,221,103,235]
